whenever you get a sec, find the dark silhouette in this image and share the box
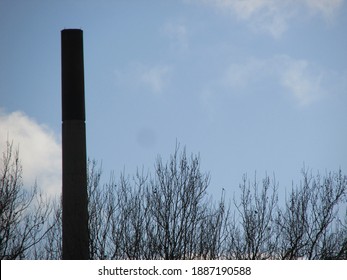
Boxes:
[61,29,89,260]
[0,142,346,259]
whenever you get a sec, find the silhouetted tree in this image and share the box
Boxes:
[1,141,346,260]
[0,141,53,259]
[275,169,347,259]
[86,146,227,259]
[39,201,62,259]
[224,174,279,259]
[223,170,347,259]
[144,148,227,259]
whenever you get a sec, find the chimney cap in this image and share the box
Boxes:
[61,28,83,32]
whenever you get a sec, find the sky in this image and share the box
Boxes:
[1,0,346,202]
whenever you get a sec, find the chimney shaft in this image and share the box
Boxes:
[61,29,89,260]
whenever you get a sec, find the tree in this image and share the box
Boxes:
[224,170,347,259]
[0,141,53,259]
[86,146,227,259]
[275,169,347,259]
[145,147,226,259]
[224,174,279,259]
[1,140,346,260]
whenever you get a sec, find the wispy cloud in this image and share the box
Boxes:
[192,0,344,37]
[140,65,171,94]
[223,57,270,89]
[0,110,61,198]
[279,57,324,106]
[221,55,338,106]
[305,0,344,20]
[114,63,172,94]
[161,21,189,51]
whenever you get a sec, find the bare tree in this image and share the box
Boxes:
[87,160,116,259]
[224,169,347,260]
[0,141,53,259]
[84,146,227,260]
[146,147,226,259]
[2,140,345,260]
[276,169,347,259]
[224,174,279,259]
[38,201,62,259]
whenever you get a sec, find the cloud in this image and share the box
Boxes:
[114,63,171,94]
[161,21,189,51]
[0,110,61,198]
[222,55,333,106]
[193,0,344,37]
[279,57,324,106]
[140,65,171,93]
[305,0,344,20]
[223,57,270,88]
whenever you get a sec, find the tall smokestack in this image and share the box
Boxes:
[61,29,89,259]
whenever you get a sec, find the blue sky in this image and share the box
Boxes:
[1,0,346,201]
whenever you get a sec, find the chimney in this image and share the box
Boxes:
[61,29,89,259]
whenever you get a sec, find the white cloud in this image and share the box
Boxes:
[140,65,171,93]
[114,63,171,94]
[0,110,61,198]
[222,55,330,106]
[223,57,270,88]
[279,57,324,106]
[161,21,189,51]
[193,0,344,37]
[305,0,344,20]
